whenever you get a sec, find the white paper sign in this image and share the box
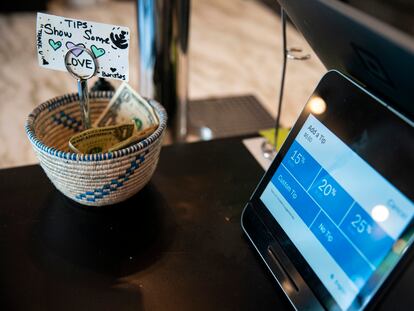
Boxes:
[36,12,130,81]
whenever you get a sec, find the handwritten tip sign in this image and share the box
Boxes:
[36,12,130,82]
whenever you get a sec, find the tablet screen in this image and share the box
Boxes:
[260,113,414,310]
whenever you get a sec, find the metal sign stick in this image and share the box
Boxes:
[77,78,91,129]
[65,46,98,130]
[261,8,310,160]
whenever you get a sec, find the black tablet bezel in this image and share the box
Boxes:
[245,70,414,310]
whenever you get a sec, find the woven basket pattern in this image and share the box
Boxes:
[25,91,167,206]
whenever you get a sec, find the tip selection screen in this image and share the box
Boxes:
[261,114,414,310]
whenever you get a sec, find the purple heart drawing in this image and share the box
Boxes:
[66,42,86,57]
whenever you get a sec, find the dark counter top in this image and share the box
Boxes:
[0,137,292,311]
[1,136,413,311]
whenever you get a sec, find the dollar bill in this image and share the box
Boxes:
[108,125,158,152]
[94,82,159,131]
[69,123,135,154]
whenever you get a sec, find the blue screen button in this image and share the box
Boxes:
[282,141,321,190]
[340,203,394,268]
[310,211,374,288]
[309,170,354,225]
[272,165,320,226]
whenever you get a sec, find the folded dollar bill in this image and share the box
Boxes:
[69,124,158,154]
[94,82,159,131]
[107,125,158,152]
[69,123,135,154]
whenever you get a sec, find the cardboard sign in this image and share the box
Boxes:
[36,12,130,81]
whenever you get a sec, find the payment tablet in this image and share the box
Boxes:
[241,70,414,310]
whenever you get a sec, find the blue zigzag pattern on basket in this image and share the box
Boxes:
[52,111,82,132]
[75,151,148,203]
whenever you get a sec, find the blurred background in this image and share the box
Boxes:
[0,0,325,169]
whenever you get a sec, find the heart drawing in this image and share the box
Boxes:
[66,42,85,57]
[91,45,106,58]
[48,39,62,51]
[110,67,116,72]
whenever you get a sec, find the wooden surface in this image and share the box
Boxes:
[0,0,325,168]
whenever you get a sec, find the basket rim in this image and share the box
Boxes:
[25,90,167,162]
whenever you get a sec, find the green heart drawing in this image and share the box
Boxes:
[91,45,105,58]
[48,39,62,51]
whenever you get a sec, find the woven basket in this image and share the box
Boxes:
[25,91,167,207]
